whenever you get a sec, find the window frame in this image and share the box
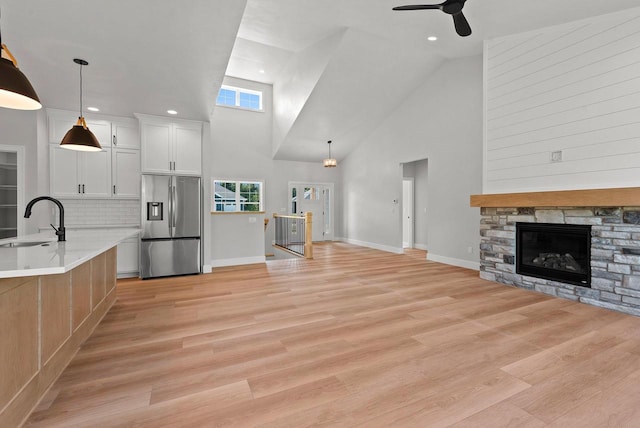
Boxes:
[212,179,265,213]
[216,85,264,112]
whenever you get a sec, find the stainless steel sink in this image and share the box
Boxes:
[0,241,53,248]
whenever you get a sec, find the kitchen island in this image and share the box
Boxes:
[0,228,139,427]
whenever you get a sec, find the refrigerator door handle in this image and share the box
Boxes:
[168,179,173,234]
[172,184,178,234]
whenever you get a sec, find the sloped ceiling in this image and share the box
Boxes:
[228,0,640,163]
[2,0,640,163]
[1,0,247,121]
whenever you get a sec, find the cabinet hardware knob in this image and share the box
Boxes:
[113,135,117,145]
[113,185,116,194]
[78,184,81,194]
[82,184,85,194]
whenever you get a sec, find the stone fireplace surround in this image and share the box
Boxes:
[471,188,640,317]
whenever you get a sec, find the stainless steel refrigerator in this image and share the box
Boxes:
[140,174,201,278]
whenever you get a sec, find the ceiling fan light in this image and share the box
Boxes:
[60,117,102,152]
[0,56,42,110]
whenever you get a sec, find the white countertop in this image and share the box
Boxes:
[0,228,140,279]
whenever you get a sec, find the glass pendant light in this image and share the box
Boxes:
[60,59,102,152]
[0,8,42,110]
[323,140,337,168]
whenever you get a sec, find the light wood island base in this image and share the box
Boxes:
[0,247,117,427]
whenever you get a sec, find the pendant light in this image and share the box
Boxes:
[323,140,337,168]
[0,8,42,110]
[60,59,102,152]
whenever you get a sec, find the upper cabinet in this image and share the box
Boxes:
[137,114,202,176]
[47,109,140,199]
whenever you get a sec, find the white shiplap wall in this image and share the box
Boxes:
[484,7,640,193]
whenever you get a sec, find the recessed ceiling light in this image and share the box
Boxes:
[167,110,178,115]
[259,69,265,74]
[427,36,438,41]
[87,106,100,112]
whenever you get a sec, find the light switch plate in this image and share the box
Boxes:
[551,150,562,162]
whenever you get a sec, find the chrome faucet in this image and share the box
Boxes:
[24,196,66,242]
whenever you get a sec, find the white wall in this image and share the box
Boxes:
[0,109,50,234]
[209,77,342,266]
[341,56,483,268]
[485,7,640,193]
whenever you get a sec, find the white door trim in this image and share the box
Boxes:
[403,178,414,249]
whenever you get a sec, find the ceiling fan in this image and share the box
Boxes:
[393,0,472,37]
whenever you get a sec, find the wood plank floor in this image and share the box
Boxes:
[24,242,640,427]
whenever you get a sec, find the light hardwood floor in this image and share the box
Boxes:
[25,242,640,427]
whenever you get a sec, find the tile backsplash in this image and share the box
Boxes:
[55,199,140,226]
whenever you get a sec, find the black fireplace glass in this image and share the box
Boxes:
[516,222,591,287]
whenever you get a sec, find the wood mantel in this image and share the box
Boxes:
[470,187,640,208]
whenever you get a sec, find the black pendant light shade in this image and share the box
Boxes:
[60,117,102,152]
[0,29,42,110]
[60,59,101,152]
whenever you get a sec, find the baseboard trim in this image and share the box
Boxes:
[211,256,266,268]
[202,264,212,274]
[340,238,403,255]
[414,244,428,251]
[427,253,480,271]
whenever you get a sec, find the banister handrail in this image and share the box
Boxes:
[273,213,305,220]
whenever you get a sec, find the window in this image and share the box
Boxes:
[216,85,263,111]
[213,180,264,212]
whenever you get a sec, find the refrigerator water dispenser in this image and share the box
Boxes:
[147,202,163,221]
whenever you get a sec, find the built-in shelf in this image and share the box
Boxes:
[470,187,640,208]
[0,204,17,208]
[0,163,17,170]
[0,228,17,231]
[0,185,17,189]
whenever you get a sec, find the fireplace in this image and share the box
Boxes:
[516,222,591,287]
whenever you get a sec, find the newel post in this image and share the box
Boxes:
[304,211,313,259]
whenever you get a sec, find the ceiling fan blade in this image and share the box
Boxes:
[452,12,472,36]
[392,5,442,11]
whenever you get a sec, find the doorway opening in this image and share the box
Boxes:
[401,158,428,253]
[289,182,334,242]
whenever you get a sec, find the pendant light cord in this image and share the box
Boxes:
[79,63,83,117]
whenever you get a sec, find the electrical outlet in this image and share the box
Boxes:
[551,150,562,162]
[249,217,256,223]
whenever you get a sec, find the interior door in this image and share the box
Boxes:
[403,179,414,248]
[296,185,325,242]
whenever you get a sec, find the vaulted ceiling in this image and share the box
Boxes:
[2,0,639,162]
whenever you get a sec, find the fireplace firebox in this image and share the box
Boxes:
[516,222,591,287]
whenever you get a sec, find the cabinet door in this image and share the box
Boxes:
[117,237,139,275]
[173,123,202,175]
[141,122,172,173]
[80,149,111,198]
[112,120,139,149]
[112,148,140,198]
[50,145,81,198]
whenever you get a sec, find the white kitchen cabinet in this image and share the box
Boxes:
[111,119,140,149]
[117,236,139,277]
[138,114,202,175]
[50,145,112,198]
[112,148,140,198]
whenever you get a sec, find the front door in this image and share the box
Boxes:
[291,185,326,242]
